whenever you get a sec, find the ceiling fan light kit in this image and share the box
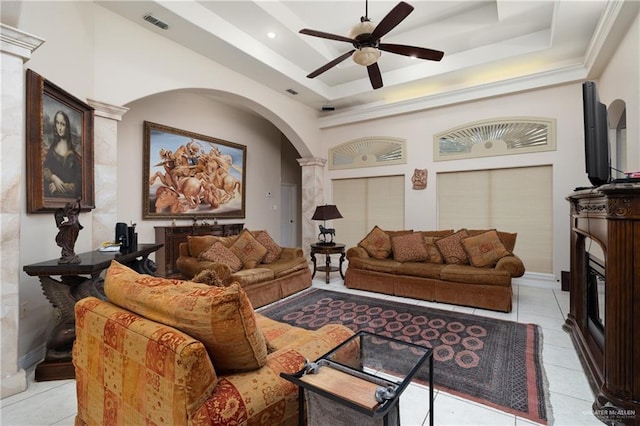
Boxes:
[353,47,381,67]
[299,1,444,90]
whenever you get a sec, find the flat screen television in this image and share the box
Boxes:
[582,81,611,186]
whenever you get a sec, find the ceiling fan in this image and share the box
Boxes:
[299,0,444,90]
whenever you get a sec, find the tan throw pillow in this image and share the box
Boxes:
[423,236,445,263]
[391,232,429,262]
[468,229,518,253]
[254,230,283,264]
[358,226,392,259]
[462,230,512,267]
[104,261,267,372]
[230,229,268,269]
[198,241,243,272]
[435,229,470,265]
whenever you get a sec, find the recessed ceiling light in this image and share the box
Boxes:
[267,32,277,39]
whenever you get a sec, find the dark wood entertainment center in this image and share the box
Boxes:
[565,182,639,425]
[154,223,243,276]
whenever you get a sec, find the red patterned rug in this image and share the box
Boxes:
[258,288,549,424]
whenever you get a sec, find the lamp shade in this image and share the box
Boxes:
[311,204,343,221]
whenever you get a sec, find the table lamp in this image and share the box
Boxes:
[311,204,343,245]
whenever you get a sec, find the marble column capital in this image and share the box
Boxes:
[87,99,129,121]
[297,157,327,168]
[0,24,44,60]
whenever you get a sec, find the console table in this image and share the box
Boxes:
[565,183,639,425]
[155,223,243,276]
[23,243,163,381]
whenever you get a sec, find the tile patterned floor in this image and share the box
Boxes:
[1,276,603,425]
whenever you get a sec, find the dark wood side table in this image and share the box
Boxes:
[310,243,345,284]
[23,243,163,381]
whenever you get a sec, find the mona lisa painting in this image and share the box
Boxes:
[26,69,95,213]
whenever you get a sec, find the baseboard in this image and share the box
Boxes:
[513,272,560,290]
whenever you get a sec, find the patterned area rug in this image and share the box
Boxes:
[258,288,549,424]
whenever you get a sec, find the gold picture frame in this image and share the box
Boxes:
[143,121,246,219]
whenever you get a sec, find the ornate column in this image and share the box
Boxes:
[0,24,45,398]
[86,99,128,248]
[297,157,326,256]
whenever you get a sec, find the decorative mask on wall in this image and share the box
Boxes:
[412,168,428,190]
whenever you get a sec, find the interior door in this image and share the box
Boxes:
[280,183,297,247]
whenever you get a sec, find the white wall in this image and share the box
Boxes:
[599,12,640,171]
[6,1,638,369]
[321,84,592,280]
[10,1,319,366]
[117,90,284,242]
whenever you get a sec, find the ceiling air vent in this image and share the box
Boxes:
[143,14,169,30]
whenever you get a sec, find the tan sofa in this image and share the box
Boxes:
[176,229,311,308]
[74,261,355,426]
[345,227,525,312]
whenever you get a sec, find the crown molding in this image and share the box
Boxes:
[318,64,587,128]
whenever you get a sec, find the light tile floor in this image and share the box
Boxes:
[1,276,603,425]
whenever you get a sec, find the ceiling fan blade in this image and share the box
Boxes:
[307,49,356,78]
[299,29,355,44]
[370,1,414,41]
[367,62,383,89]
[379,43,444,61]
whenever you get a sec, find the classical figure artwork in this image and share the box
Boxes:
[54,199,83,264]
[144,121,247,219]
[412,168,428,190]
[25,69,95,213]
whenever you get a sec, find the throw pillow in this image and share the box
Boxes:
[435,229,470,265]
[104,261,268,372]
[391,232,429,262]
[254,230,283,264]
[358,225,392,259]
[423,236,445,263]
[462,230,512,267]
[198,241,243,272]
[468,229,518,253]
[230,229,268,269]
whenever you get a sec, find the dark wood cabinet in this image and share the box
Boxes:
[565,183,639,425]
[154,223,243,276]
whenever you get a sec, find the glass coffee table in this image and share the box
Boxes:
[281,330,433,426]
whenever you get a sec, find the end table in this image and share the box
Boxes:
[310,243,345,283]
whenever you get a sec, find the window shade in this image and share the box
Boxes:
[437,166,553,273]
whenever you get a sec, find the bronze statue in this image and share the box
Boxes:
[54,199,83,264]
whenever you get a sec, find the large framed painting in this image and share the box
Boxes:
[143,121,246,219]
[25,69,95,213]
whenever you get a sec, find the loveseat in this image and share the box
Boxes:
[345,227,525,312]
[73,261,355,426]
[176,229,311,308]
